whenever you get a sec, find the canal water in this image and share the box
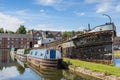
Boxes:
[0,49,101,80]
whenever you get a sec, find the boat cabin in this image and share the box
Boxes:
[16,49,27,55]
[29,49,62,59]
[11,48,17,52]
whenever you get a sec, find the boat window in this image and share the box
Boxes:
[30,51,33,55]
[46,50,49,54]
[40,53,43,56]
[35,51,37,55]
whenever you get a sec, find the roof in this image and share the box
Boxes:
[0,33,33,38]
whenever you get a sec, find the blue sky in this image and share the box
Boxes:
[0,0,120,36]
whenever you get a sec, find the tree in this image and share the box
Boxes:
[27,30,31,34]
[0,28,4,33]
[8,31,15,34]
[16,25,26,34]
[5,30,8,33]
[63,31,84,38]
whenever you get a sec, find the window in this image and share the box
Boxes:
[8,41,10,44]
[35,51,37,55]
[30,51,33,55]
[46,50,49,54]
[37,33,39,36]
[8,38,10,40]
[40,53,43,56]
[8,45,10,48]
[16,38,18,40]
[21,45,23,48]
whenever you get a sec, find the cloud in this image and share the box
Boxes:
[28,23,79,31]
[0,67,19,80]
[79,26,86,31]
[31,24,64,31]
[0,13,24,31]
[15,9,30,15]
[39,9,45,15]
[35,0,61,6]
[116,5,120,12]
[96,2,111,13]
[84,0,115,13]
[74,11,85,16]
[35,0,81,11]
[84,0,98,3]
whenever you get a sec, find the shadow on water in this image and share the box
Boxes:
[16,66,25,74]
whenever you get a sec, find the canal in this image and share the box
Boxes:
[0,49,100,80]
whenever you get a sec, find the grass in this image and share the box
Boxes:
[64,58,120,76]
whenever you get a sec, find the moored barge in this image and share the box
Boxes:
[15,49,28,63]
[27,49,62,69]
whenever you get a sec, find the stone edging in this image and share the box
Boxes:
[68,65,120,80]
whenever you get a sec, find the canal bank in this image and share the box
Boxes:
[64,58,120,80]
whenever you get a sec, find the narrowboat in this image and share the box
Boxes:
[15,49,28,63]
[27,49,62,69]
[10,48,17,61]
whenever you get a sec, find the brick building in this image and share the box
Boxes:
[0,30,62,49]
[0,33,33,49]
[29,30,62,44]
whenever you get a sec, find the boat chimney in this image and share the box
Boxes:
[88,24,91,31]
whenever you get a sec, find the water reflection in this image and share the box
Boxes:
[0,49,101,80]
[0,49,18,69]
[28,63,63,80]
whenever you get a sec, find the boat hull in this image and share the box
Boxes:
[15,54,27,63]
[27,56,62,69]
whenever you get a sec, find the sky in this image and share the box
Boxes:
[0,0,120,36]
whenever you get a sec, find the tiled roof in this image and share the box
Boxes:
[0,33,33,38]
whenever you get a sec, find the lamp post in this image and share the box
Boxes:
[102,14,112,23]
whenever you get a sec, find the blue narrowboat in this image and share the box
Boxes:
[27,49,62,68]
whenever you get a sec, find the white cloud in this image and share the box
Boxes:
[32,24,67,31]
[28,24,78,31]
[96,2,111,13]
[15,9,29,15]
[40,9,45,15]
[84,0,115,13]
[36,0,62,6]
[79,26,86,31]
[0,13,24,31]
[116,5,120,12]
[35,0,81,11]
[0,67,19,80]
[74,11,85,16]
[84,0,98,3]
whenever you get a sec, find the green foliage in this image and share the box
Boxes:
[5,30,8,33]
[27,30,31,34]
[8,31,15,34]
[16,25,26,34]
[0,28,4,33]
[64,58,120,76]
[63,31,83,38]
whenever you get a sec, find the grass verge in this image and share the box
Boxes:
[64,58,120,76]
